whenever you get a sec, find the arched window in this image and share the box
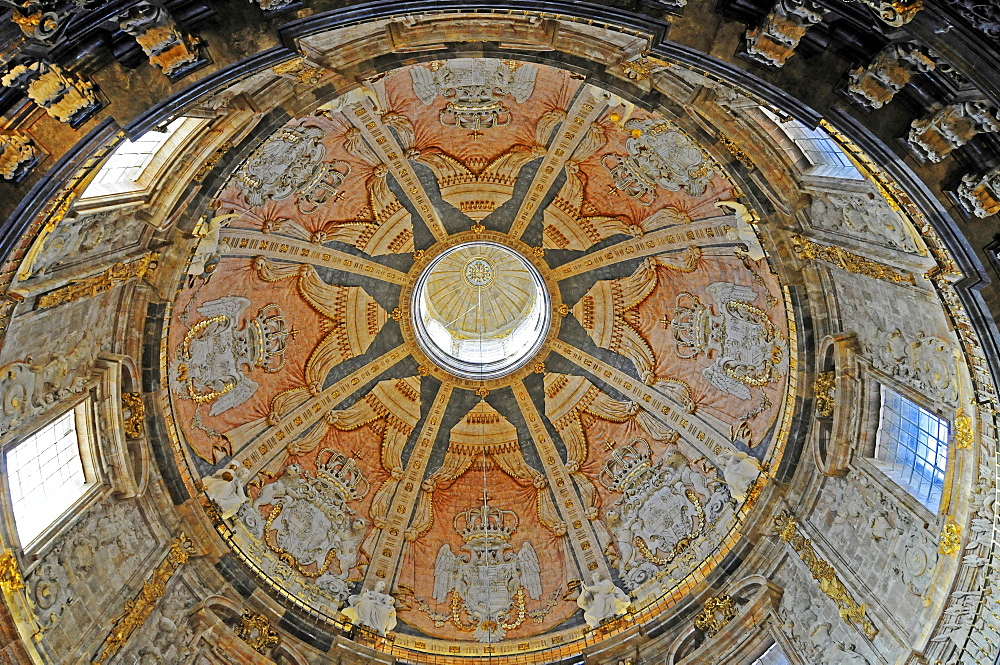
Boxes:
[759,108,864,180]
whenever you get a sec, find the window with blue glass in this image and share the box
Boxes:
[874,386,950,510]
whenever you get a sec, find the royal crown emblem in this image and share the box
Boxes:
[454,503,518,545]
[245,303,292,373]
[599,438,653,492]
[316,450,370,502]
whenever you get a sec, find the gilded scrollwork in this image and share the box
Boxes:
[36,252,158,309]
[122,392,145,439]
[0,549,24,594]
[94,534,195,664]
[774,511,878,639]
[693,594,738,636]
[235,611,280,654]
[814,371,836,418]
[791,235,915,285]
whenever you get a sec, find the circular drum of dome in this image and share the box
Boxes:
[411,242,551,380]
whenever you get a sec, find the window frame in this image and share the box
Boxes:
[0,394,102,553]
[855,372,955,521]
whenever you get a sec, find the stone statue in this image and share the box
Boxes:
[577,572,631,628]
[342,580,397,635]
[202,464,249,520]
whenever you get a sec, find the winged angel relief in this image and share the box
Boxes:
[433,504,542,642]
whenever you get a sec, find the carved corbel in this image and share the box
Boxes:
[957,165,1000,218]
[846,43,935,109]
[744,0,827,68]
[116,1,205,80]
[907,101,1000,163]
[0,131,39,181]
[0,59,100,126]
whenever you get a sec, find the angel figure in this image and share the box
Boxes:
[202,463,249,519]
[577,572,631,628]
[342,580,397,636]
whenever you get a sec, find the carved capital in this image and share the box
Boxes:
[958,165,1000,218]
[116,2,204,79]
[908,102,1000,163]
[0,131,39,181]
[0,60,99,126]
[744,0,827,68]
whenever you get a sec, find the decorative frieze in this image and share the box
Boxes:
[939,0,1000,37]
[36,251,157,309]
[791,234,916,285]
[0,131,39,181]
[847,43,935,110]
[744,0,827,68]
[907,102,1000,163]
[774,510,878,639]
[0,60,99,126]
[116,2,204,79]
[957,166,1000,218]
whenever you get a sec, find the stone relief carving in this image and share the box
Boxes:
[669,281,786,400]
[957,165,1000,218]
[26,209,146,278]
[0,132,39,181]
[410,59,538,130]
[234,125,350,213]
[170,297,290,416]
[601,439,730,590]
[0,60,99,125]
[744,0,827,68]
[807,189,920,253]
[0,328,97,435]
[116,1,203,79]
[846,43,935,110]
[826,472,939,596]
[24,497,156,633]
[246,455,369,597]
[862,324,959,406]
[120,578,198,664]
[776,564,875,665]
[907,102,1000,163]
[603,119,714,203]
[433,504,542,642]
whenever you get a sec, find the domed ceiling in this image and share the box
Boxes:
[162,58,795,660]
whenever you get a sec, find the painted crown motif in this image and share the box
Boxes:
[248,303,293,373]
[670,292,712,360]
[454,503,518,544]
[599,438,653,492]
[315,450,370,501]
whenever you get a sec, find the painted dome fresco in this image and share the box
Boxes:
[164,59,794,660]
[3,4,1000,665]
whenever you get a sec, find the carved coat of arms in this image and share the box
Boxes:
[411,59,538,130]
[170,296,289,415]
[601,440,715,589]
[433,504,542,642]
[235,125,350,213]
[670,281,785,400]
[257,454,369,584]
[603,119,714,204]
